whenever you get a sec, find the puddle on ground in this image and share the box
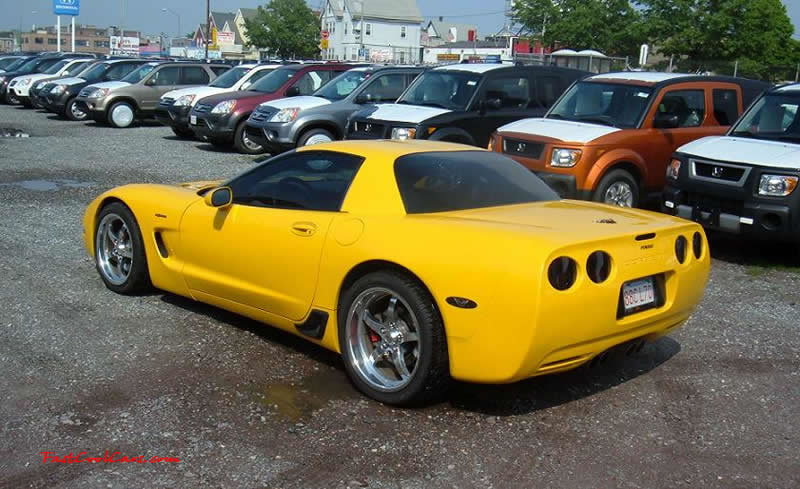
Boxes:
[261,367,358,422]
[0,179,94,191]
[0,128,30,138]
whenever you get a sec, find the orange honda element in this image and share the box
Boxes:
[490,73,770,207]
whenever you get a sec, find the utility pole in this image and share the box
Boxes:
[71,16,75,53]
[205,0,210,60]
[57,16,61,52]
[359,0,364,61]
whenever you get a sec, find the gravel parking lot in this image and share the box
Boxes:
[0,104,798,489]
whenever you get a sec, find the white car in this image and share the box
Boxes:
[8,58,94,107]
[154,64,280,138]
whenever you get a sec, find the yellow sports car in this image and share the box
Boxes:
[83,140,709,405]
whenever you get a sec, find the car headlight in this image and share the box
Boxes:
[550,148,582,168]
[391,127,416,140]
[50,84,67,95]
[88,88,109,99]
[211,100,236,114]
[173,94,196,107]
[666,158,681,180]
[758,174,798,197]
[270,107,301,123]
[18,78,31,87]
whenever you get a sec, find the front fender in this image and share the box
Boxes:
[585,148,648,190]
[427,126,475,145]
[294,115,344,141]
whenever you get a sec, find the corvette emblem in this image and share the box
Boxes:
[595,218,617,224]
[712,166,724,178]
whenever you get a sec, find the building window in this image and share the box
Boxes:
[48,38,57,45]
[366,23,371,35]
[401,26,407,38]
[23,37,28,43]
[76,40,88,47]
[345,23,348,35]
[35,37,44,44]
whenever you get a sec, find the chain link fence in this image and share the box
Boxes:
[650,57,800,83]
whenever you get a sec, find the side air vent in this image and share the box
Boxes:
[154,232,169,258]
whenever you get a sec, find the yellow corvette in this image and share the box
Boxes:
[83,140,709,405]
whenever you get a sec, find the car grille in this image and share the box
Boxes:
[685,193,744,215]
[503,138,544,159]
[79,88,94,98]
[249,107,277,123]
[690,158,750,185]
[194,103,212,114]
[159,97,175,107]
[349,120,386,139]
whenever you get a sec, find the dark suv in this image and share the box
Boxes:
[245,65,423,153]
[190,63,355,154]
[345,63,588,148]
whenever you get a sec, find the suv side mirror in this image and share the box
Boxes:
[653,112,680,129]
[144,77,156,86]
[486,97,503,111]
[354,93,371,104]
[205,186,233,208]
[285,86,301,97]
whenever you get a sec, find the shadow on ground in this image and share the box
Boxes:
[708,233,800,273]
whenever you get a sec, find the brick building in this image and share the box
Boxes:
[20,25,140,55]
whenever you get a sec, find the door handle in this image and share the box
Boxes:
[291,222,317,237]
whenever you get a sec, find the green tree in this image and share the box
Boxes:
[513,0,643,57]
[244,0,320,59]
[637,0,799,80]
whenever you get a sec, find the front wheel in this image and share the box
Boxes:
[6,92,20,105]
[65,98,88,121]
[107,101,136,128]
[338,271,450,406]
[593,169,640,208]
[233,119,266,154]
[94,202,151,294]
[298,128,335,147]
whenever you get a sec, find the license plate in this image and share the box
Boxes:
[622,277,655,312]
[190,115,197,125]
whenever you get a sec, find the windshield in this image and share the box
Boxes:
[65,61,90,76]
[394,151,558,213]
[315,69,370,101]
[210,66,249,88]
[396,71,480,110]
[548,81,654,128]
[81,62,112,81]
[121,64,157,83]
[730,93,800,144]
[43,60,70,75]
[0,58,23,70]
[250,68,296,93]
[15,58,41,73]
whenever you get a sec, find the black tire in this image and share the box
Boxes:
[107,101,136,128]
[297,128,335,147]
[65,98,88,121]
[6,92,20,105]
[592,168,640,208]
[233,119,266,154]
[94,202,151,295]
[171,126,195,139]
[338,270,450,406]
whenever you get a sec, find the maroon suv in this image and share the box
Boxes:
[189,63,355,154]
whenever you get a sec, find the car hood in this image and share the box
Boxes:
[499,118,621,144]
[360,103,452,124]
[163,86,226,105]
[52,76,87,86]
[88,81,132,92]
[199,90,266,106]
[431,200,689,243]
[261,95,331,111]
[18,73,53,83]
[677,136,800,170]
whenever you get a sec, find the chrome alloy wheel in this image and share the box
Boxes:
[603,181,634,207]
[70,101,86,120]
[345,288,421,392]
[241,131,263,152]
[304,133,333,146]
[95,213,134,285]
[110,104,134,127]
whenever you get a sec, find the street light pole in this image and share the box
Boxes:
[205,0,210,60]
[161,8,181,37]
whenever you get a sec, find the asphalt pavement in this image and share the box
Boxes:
[0,105,798,488]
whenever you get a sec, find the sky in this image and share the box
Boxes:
[1,0,799,40]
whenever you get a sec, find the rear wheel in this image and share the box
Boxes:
[338,270,450,406]
[233,119,265,154]
[593,169,639,208]
[298,128,335,147]
[171,126,195,139]
[107,102,136,128]
[94,202,151,294]
[65,98,88,121]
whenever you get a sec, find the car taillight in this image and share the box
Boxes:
[586,251,611,283]
[675,236,688,264]
[548,257,577,290]
[692,231,703,259]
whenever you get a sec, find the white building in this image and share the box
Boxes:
[423,39,515,65]
[320,0,422,64]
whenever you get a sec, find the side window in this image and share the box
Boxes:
[293,70,331,95]
[712,89,738,125]
[181,66,210,85]
[150,67,181,86]
[229,152,365,211]
[483,75,530,109]
[106,63,133,80]
[361,74,408,102]
[657,90,705,128]
[535,76,562,108]
[210,66,230,76]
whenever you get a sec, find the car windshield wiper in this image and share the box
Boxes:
[576,115,618,127]
[419,101,449,110]
[730,130,756,139]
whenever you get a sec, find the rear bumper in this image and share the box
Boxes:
[663,184,800,243]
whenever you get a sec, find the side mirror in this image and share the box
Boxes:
[285,86,301,97]
[653,112,680,129]
[354,93,371,104]
[486,97,503,111]
[204,186,233,208]
[144,77,156,86]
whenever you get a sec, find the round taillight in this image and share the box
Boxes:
[548,257,577,291]
[692,232,703,259]
[675,236,688,264]
[587,251,611,283]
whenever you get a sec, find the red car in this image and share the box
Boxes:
[190,63,356,154]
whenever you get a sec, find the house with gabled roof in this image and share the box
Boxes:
[320,0,422,63]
